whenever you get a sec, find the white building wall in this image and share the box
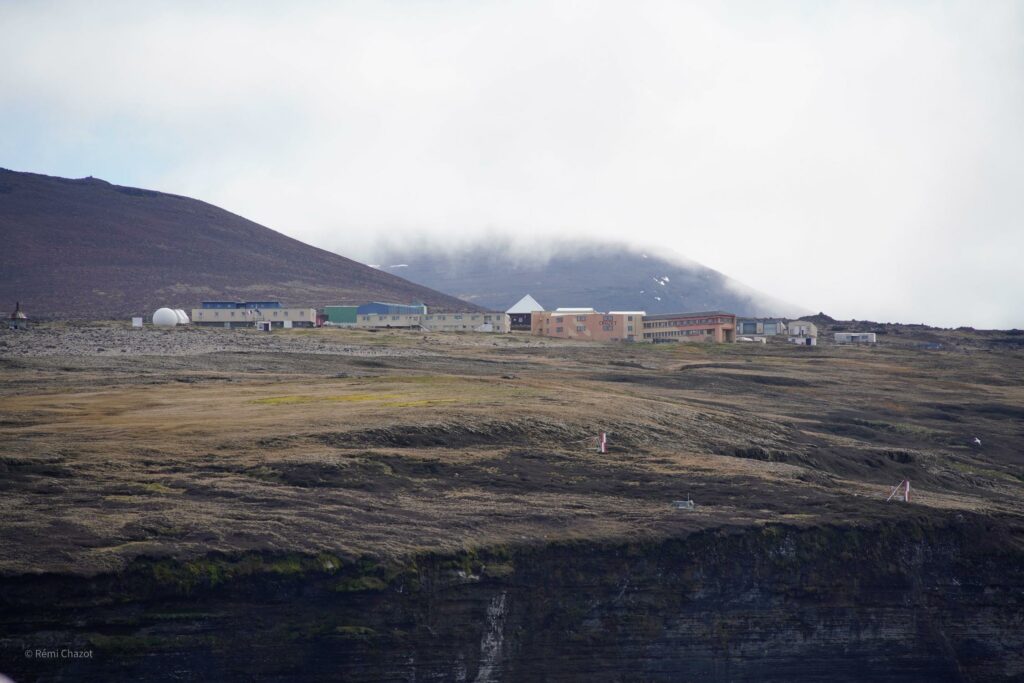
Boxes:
[349,312,510,332]
[422,312,510,333]
[352,313,423,329]
[787,321,818,337]
[192,308,317,326]
[835,332,877,343]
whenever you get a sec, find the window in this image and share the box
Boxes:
[455,315,463,320]
[556,326,564,333]
[576,325,586,332]
[556,317,564,323]
[577,315,588,322]
[627,316,633,322]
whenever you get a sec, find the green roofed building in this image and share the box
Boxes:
[324,305,358,325]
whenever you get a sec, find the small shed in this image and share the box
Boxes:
[8,302,28,330]
[835,332,877,344]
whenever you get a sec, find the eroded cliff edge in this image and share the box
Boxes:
[3,515,1022,682]
[4,327,1024,682]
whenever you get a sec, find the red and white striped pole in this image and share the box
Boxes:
[887,479,911,502]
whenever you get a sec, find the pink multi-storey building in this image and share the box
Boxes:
[531,308,644,342]
[641,311,736,343]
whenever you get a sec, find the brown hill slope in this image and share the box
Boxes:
[0,168,478,319]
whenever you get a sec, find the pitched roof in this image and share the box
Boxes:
[507,294,544,314]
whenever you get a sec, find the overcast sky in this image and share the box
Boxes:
[2,1,1022,328]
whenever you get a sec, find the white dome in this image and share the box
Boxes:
[152,308,179,326]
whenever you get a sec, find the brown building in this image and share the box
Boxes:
[642,311,736,343]
[531,308,643,342]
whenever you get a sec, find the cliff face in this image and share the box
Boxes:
[3,517,1022,682]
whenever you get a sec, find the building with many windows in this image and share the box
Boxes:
[328,302,510,332]
[531,308,643,342]
[191,301,317,328]
[642,311,736,343]
[357,302,427,316]
[421,312,510,333]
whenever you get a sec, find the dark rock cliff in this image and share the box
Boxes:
[2,517,1022,682]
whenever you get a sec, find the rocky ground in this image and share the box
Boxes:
[0,322,446,358]
[1,322,1022,681]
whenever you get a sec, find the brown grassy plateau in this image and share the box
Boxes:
[2,324,1023,577]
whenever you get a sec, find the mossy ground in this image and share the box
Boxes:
[0,324,1022,580]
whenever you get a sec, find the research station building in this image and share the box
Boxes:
[507,294,544,331]
[531,308,643,342]
[324,302,510,332]
[736,318,787,336]
[835,332,877,344]
[191,301,317,328]
[642,311,736,343]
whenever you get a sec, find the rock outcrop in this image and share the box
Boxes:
[3,517,1021,682]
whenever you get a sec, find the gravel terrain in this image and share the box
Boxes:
[0,323,444,358]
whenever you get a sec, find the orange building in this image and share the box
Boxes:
[531,308,643,342]
[641,311,736,343]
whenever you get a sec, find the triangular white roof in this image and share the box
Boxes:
[507,294,544,314]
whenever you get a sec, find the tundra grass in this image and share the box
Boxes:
[0,326,1022,578]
